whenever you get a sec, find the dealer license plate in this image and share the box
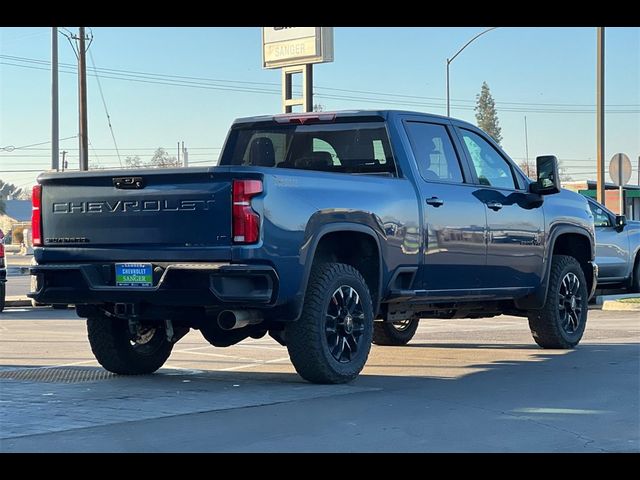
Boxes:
[115,263,153,287]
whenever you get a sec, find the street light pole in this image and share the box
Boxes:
[446,60,450,117]
[446,27,498,117]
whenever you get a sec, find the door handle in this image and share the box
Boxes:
[426,197,444,207]
[487,201,503,211]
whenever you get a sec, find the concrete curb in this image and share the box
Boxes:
[594,293,640,305]
[602,300,640,311]
[5,296,32,307]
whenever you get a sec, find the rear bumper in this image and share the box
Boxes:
[29,262,278,307]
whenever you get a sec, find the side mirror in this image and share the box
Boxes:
[615,215,627,230]
[530,155,561,195]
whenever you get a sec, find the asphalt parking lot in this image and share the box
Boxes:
[0,307,638,452]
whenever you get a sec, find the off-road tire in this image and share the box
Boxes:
[373,318,419,346]
[286,262,374,384]
[528,255,588,349]
[87,316,173,375]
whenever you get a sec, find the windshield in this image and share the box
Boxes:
[220,121,397,175]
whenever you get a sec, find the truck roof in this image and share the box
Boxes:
[232,110,477,130]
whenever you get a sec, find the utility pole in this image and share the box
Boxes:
[51,27,59,172]
[524,116,530,176]
[61,150,67,172]
[78,27,89,171]
[596,27,605,205]
[177,141,181,166]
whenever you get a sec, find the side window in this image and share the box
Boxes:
[372,140,387,164]
[404,122,464,183]
[312,138,340,166]
[460,129,516,190]
[589,201,612,227]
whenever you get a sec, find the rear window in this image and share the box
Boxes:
[220,122,397,176]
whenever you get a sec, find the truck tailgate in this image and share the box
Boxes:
[39,168,232,249]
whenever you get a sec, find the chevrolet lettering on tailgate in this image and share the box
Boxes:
[52,199,216,214]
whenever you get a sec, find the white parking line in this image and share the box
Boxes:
[234,343,286,351]
[220,356,291,372]
[173,347,264,363]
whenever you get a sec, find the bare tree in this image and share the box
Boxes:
[124,155,143,168]
[149,148,179,168]
[559,161,573,182]
[518,160,535,179]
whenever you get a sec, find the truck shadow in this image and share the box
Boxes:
[0,342,636,388]
[1,342,638,451]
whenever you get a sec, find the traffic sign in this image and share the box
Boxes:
[609,153,632,186]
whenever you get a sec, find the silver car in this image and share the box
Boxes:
[587,197,640,292]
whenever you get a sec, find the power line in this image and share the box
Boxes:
[87,138,102,167]
[0,169,53,173]
[0,60,283,96]
[1,135,77,152]
[4,59,636,114]
[1,55,638,114]
[1,152,219,158]
[3,53,638,109]
[88,48,122,167]
[13,146,222,151]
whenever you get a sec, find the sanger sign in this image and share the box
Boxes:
[262,27,334,69]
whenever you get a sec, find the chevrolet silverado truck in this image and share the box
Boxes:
[29,110,597,384]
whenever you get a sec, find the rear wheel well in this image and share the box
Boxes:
[552,233,593,294]
[312,231,380,308]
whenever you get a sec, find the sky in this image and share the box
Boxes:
[1,26,638,192]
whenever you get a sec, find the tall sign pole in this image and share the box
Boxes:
[596,27,605,205]
[51,27,59,172]
[78,27,89,171]
[609,153,632,216]
[262,27,333,113]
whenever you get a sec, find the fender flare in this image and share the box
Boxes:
[515,224,595,310]
[290,222,383,321]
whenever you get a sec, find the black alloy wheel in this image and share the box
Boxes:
[325,285,366,363]
[558,272,583,335]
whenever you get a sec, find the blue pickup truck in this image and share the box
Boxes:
[30,110,597,384]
